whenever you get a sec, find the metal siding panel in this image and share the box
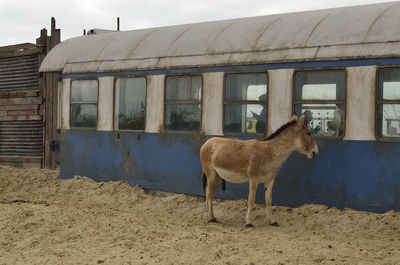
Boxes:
[0,120,43,157]
[59,130,400,213]
[40,2,400,74]
[61,57,400,80]
[365,3,400,42]
[0,55,39,92]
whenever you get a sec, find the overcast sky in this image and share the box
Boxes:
[0,0,395,47]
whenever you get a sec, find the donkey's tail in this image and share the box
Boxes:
[202,171,207,193]
[202,171,226,192]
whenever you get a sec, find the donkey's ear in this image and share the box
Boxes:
[297,114,306,126]
[290,113,298,122]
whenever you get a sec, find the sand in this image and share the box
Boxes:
[0,165,399,265]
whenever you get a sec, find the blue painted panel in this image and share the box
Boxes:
[274,141,400,212]
[59,130,400,213]
[60,131,206,195]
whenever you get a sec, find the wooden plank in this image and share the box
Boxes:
[0,104,39,111]
[0,97,42,105]
[0,156,41,163]
[0,43,37,53]
[0,115,42,121]
[7,109,38,116]
[0,47,44,59]
[0,161,41,168]
[0,91,39,99]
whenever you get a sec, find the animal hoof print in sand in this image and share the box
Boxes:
[245,223,254,228]
[270,221,279,227]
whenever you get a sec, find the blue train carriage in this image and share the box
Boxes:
[39,1,400,212]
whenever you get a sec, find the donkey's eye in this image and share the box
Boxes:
[306,132,311,136]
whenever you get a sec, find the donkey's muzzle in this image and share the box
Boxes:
[308,146,319,159]
[311,151,318,159]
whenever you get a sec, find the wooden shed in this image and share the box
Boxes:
[0,18,60,169]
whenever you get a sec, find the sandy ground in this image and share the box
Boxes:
[0,166,399,265]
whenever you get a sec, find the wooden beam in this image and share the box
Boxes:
[0,47,44,59]
[7,109,38,116]
[0,97,42,105]
[0,161,42,168]
[0,115,42,121]
[0,104,39,111]
[0,43,38,53]
[0,91,39,99]
[0,156,42,163]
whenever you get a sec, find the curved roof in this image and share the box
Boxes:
[40,1,400,74]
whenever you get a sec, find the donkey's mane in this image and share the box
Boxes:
[257,120,297,141]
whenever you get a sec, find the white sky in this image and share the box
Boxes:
[0,0,395,47]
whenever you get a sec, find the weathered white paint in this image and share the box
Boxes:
[145,75,165,133]
[344,66,376,141]
[202,72,224,135]
[39,2,400,74]
[61,79,70,130]
[97,77,114,131]
[267,69,294,135]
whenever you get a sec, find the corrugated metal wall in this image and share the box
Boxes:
[0,19,60,168]
[0,54,39,92]
[0,46,43,167]
[0,120,42,157]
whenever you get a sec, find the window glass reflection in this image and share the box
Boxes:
[70,104,97,128]
[224,104,266,134]
[224,73,267,134]
[70,80,98,128]
[165,75,202,132]
[165,104,201,131]
[71,80,98,102]
[225,73,267,101]
[295,104,345,137]
[166,76,201,101]
[377,104,400,137]
[114,78,146,130]
[294,70,345,101]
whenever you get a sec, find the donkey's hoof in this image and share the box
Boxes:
[208,218,218,223]
[270,221,279,227]
[245,223,255,228]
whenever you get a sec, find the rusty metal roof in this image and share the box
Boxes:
[40,1,400,74]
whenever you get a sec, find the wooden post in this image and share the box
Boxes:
[37,17,61,169]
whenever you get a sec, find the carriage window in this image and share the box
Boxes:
[164,75,202,132]
[114,77,146,130]
[377,68,400,140]
[294,70,345,138]
[224,73,267,134]
[70,79,98,128]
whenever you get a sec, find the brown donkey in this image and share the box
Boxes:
[200,114,318,227]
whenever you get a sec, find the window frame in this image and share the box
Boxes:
[163,74,203,134]
[222,71,269,136]
[69,78,99,130]
[113,75,147,132]
[375,66,400,142]
[292,68,347,140]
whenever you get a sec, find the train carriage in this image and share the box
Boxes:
[39,1,400,212]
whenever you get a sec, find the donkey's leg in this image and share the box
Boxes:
[245,178,258,227]
[205,169,222,223]
[264,179,278,226]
